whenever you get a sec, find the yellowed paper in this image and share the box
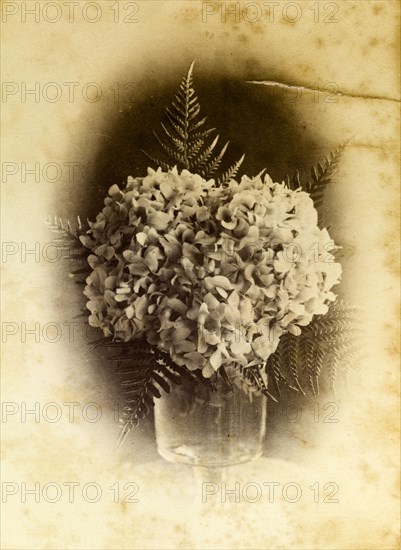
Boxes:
[1,1,400,548]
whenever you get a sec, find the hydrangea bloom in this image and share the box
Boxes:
[81,168,341,377]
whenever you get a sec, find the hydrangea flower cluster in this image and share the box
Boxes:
[81,168,341,378]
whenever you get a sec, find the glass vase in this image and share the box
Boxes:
[154,367,267,468]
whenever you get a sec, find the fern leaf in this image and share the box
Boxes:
[153,132,187,165]
[312,343,325,396]
[244,366,279,403]
[187,137,208,160]
[191,135,219,170]
[189,116,208,133]
[217,154,245,186]
[160,123,185,151]
[285,170,301,190]
[268,351,282,397]
[141,150,171,172]
[187,103,201,121]
[189,128,216,141]
[306,141,349,206]
[147,383,162,399]
[111,341,204,452]
[154,348,200,385]
[285,333,305,394]
[165,108,187,137]
[143,61,245,182]
[199,141,229,176]
[155,363,183,386]
[113,361,155,452]
[46,216,90,283]
[165,109,187,139]
[327,355,338,396]
[150,371,171,393]
[299,333,316,396]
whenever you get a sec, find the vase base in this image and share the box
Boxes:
[157,444,264,468]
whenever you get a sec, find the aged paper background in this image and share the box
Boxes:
[1,1,400,548]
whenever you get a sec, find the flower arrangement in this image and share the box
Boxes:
[82,168,341,380]
[51,63,359,445]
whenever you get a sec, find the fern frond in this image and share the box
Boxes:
[107,340,206,452]
[242,365,278,403]
[189,116,209,133]
[143,61,245,184]
[285,170,301,190]
[164,110,187,139]
[153,132,187,165]
[160,123,185,151]
[153,348,201,385]
[312,343,325,396]
[45,216,90,283]
[300,331,317,396]
[187,137,207,160]
[266,298,362,397]
[189,128,216,141]
[265,343,301,398]
[199,141,229,176]
[283,333,305,394]
[305,140,349,207]
[141,150,171,172]
[268,350,283,397]
[113,364,155,452]
[191,135,219,170]
[217,154,245,186]
[112,346,162,452]
[327,355,338,396]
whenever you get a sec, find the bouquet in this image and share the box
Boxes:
[52,63,359,443]
[82,169,341,378]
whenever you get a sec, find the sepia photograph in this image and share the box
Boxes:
[1,1,400,548]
